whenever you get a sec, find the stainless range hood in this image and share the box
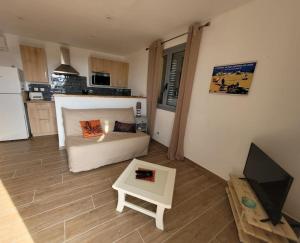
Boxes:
[53,47,79,75]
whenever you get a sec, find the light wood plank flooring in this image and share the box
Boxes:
[0,135,239,243]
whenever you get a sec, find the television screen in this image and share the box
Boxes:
[243,143,293,225]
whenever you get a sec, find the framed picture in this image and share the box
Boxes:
[209,62,257,95]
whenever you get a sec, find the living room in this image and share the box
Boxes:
[0,0,299,242]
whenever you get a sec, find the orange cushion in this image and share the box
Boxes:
[80,120,103,138]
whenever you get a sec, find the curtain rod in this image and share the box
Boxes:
[145,22,210,51]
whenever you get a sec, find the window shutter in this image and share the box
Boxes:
[166,51,184,107]
[157,43,185,112]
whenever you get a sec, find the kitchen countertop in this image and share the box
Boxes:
[26,100,54,103]
[53,94,146,99]
[26,94,147,103]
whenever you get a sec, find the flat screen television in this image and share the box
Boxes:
[243,143,293,225]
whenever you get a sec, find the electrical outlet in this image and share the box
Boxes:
[156,131,160,136]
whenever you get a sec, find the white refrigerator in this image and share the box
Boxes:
[0,66,29,141]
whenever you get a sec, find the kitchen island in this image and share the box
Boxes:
[54,94,147,147]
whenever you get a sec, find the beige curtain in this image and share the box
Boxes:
[147,40,163,137]
[168,23,203,160]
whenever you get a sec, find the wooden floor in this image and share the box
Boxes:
[0,135,239,243]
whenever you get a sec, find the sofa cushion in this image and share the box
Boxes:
[80,120,103,138]
[62,107,135,137]
[66,131,147,147]
[113,121,136,133]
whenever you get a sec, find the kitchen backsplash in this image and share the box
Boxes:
[28,75,131,100]
[51,74,87,94]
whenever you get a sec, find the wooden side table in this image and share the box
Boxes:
[136,116,147,133]
[226,175,298,243]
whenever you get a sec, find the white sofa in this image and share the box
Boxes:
[62,107,150,172]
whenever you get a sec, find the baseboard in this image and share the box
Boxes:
[150,138,168,150]
[284,212,300,225]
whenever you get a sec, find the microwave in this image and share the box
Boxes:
[91,72,110,86]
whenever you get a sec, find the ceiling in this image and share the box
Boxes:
[0,0,251,55]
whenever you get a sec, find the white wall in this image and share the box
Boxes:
[127,49,148,97]
[126,0,300,220]
[0,33,126,82]
[152,109,175,146]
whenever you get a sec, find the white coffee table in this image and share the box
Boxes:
[112,158,176,230]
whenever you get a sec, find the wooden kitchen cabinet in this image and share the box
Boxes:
[89,57,129,87]
[27,101,57,136]
[111,61,129,87]
[20,45,49,83]
[90,57,112,73]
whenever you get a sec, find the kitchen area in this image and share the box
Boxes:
[0,43,144,141]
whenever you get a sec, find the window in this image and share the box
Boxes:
[158,43,185,112]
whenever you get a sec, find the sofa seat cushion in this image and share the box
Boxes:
[66,132,147,147]
[65,132,150,172]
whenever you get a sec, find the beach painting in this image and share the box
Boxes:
[209,62,257,95]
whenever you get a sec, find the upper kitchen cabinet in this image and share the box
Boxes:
[111,61,129,88]
[89,57,129,88]
[20,45,49,83]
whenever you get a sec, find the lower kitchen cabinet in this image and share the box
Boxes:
[27,101,58,136]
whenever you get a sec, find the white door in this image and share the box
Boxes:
[0,94,29,141]
[0,66,22,94]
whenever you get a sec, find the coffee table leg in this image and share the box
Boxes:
[116,190,125,212]
[155,206,165,230]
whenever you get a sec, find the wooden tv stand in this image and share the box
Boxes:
[226,175,298,243]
